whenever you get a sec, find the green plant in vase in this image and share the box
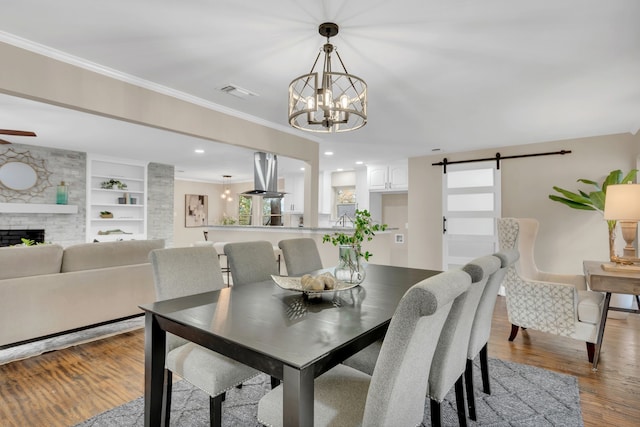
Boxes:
[100,179,127,190]
[549,168,638,260]
[322,209,387,284]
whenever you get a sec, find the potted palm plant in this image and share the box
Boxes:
[549,168,638,260]
[322,209,387,284]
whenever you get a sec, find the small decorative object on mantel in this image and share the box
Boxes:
[100,179,127,190]
[100,211,113,218]
[322,209,387,284]
[549,169,638,262]
[56,181,68,205]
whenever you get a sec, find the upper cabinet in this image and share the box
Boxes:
[283,173,305,213]
[368,160,408,192]
[86,155,148,242]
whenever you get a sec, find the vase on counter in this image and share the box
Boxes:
[334,245,366,285]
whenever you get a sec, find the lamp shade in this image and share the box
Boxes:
[604,183,640,220]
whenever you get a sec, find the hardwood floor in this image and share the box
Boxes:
[0,296,638,426]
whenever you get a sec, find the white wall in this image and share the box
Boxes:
[408,132,640,273]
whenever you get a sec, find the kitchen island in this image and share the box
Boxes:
[202,225,401,271]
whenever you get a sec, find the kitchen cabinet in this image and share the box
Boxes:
[86,155,147,242]
[283,173,304,213]
[368,160,408,191]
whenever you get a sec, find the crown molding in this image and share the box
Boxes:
[0,31,321,143]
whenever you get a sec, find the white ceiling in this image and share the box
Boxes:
[1,0,639,183]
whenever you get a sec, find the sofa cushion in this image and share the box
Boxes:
[0,244,64,280]
[61,239,165,272]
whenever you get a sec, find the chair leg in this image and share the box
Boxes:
[455,375,468,427]
[480,343,491,394]
[270,376,281,389]
[508,324,520,341]
[163,369,172,427]
[210,394,224,427]
[586,342,595,363]
[430,399,442,427]
[464,359,476,421]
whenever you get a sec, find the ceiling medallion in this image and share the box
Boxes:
[288,22,367,133]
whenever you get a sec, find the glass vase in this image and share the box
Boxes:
[56,181,68,205]
[334,245,366,284]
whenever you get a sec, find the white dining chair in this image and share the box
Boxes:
[428,255,499,426]
[278,238,323,276]
[257,268,472,427]
[464,249,519,421]
[149,246,260,427]
[223,241,279,286]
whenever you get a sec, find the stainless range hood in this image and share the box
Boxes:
[242,152,285,197]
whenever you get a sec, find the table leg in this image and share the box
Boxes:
[592,292,612,371]
[283,365,314,427]
[144,312,167,426]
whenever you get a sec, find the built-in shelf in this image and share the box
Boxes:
[86,155,147,242]
[0,203,78,214]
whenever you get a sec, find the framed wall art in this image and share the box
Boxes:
[185,194,208,227]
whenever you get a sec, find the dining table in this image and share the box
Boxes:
[140,263,440,427]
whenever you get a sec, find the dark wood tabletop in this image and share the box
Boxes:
[140,264,440,426]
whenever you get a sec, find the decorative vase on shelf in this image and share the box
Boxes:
[334,245,366,284]
[56,181,68,205]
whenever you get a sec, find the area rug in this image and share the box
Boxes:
[76,358,583,426]
[0,316,144,365]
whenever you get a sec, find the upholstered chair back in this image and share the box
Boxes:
[428,256,499,402]
[149,246,225,350]
[467,249,520,359]
[362,269,471,427]
[278,238,323,276]
[224,241,278,286]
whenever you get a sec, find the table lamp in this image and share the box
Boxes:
[604,183,640,261]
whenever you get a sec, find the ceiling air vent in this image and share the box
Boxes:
[219,84,258,100]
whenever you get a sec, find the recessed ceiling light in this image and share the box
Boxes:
[337,168,344,172]
[355,161,363,165]
[194,149,205,154]
[324,151,334,156]
[300,167,305,171]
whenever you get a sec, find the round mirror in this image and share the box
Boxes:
[0,161,38,190]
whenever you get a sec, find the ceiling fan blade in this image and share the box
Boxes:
[0,129,37,137]
[0,138,12,144]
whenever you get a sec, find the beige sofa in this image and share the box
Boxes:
[0,239,164,348]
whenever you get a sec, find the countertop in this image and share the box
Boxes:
[205,225,397,234]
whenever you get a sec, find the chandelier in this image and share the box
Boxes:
[288,22,367,133]
[220,175,233,202]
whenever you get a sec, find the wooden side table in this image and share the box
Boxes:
[583,261,640,371]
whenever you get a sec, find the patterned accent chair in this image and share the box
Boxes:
[497,218,605,362]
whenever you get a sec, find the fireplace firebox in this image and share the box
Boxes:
[0,229,45,247]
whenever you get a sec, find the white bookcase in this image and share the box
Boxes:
[86,155,148,242]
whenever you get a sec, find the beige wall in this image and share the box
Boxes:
[409,132,640,274]
[0,41,321,226]
[382,193,408,267]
